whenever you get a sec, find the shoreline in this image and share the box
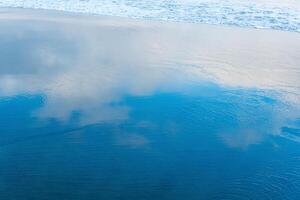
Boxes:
[1,0,299,33]
[1,7,300,35]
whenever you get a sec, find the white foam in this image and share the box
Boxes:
[0,0,299,32]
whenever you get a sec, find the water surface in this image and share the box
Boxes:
[0,0,300,32]
[1,9,300,200]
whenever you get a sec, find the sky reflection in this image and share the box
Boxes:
[0,11,300,148]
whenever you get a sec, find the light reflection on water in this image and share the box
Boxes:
[0,10,300,200]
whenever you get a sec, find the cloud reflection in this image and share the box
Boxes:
[0,11,300,147]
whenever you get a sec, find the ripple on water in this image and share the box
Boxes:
[211,157,300,200]
[0,0,300,32]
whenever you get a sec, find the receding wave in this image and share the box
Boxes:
[0,0,300,32]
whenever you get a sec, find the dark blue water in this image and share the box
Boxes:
[1,11,300,200]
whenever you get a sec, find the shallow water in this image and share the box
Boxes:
[1,10,300,200]
[0,0,300,32]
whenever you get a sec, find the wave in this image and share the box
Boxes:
[0,0,300,32]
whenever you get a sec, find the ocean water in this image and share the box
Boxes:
[0,0,300,32]
[1,11,300,199]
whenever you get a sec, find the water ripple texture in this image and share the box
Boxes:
[0,0,300,32]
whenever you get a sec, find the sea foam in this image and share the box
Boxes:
[0,0,299,32]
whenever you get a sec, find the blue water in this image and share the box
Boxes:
[1,12,300,199]
[0,0,300,32]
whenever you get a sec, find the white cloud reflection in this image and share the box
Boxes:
[0,10,300,147]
